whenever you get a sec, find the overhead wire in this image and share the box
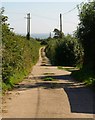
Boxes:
[4,0,89,31]
[5,0,85,20]
[62,0,88,16]
[62,7,77,15]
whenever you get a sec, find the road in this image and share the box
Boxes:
[2,47,95,118]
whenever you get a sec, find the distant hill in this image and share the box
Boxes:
[19,33,54,39]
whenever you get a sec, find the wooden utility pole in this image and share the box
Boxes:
[49,32,51,38]
[26,13,30,40]
[60,13,62,38]
[60,13,62,33]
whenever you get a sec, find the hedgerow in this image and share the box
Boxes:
[45,35,84,67]
[2,24,40,91]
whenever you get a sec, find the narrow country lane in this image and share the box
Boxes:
[2,47,95,118]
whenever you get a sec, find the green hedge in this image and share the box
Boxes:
[2,28,40,91]
[45,35,84,67]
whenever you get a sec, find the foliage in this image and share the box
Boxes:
[40,40,47,45]
[1,7,8,24]
[2,8,40,91]
[43,77,55,81]
[57,66,78,72]
[2,32,40,90]
[72,1,95,88]
[45,34,84,67]
[76,1,95,71]
[71,69,95,88]
[53,28,64,38]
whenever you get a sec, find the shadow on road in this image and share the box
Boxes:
[14,74,95,115]
[64,87,95,114]
[39,74,72,81]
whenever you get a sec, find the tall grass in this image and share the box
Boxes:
[71,68,95,88]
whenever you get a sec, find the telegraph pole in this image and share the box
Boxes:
[49,32,51,38]
[26,13,30,40]
[60,13,62,33]
[60,13,62,38]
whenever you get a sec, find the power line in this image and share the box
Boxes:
[64,20,77,25]
[32,13,58,21]
[5,1,85,22]
[63,7,77,15]
[5,11,26,14]
[7,13,78,25]
[5,11,58,21]
[5,0,88,19]
[4,0,89,35]
[62,0,88,15]
[60,0,88,34]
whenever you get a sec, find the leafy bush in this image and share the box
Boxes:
[76,1,95,71]
[71,68,95,87]
[1,8,40,91]
[45,34,84,67]
[43,77,55,81]
[71,1,95,88]
[2,25,40,90]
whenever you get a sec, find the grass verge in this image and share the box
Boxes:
[43,77,55,81]
[71,69,95,90]
[57,66,78,72]
[2,35,41,92]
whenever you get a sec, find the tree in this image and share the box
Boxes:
[76,1,95,71]
[1,7,11,36]
[1,7,8,24]
[53,28,64,38]
[45,34,83,66]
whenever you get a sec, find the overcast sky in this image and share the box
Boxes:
[2,0,88,35]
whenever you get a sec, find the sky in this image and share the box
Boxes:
[2,0,88,35]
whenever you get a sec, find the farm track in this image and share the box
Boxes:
[2,47,95,119]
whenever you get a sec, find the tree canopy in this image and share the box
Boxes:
[53,28,64,38]
[76,1,95,71]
